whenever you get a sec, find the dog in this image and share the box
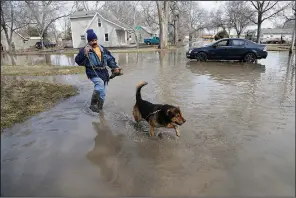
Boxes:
[133,81,186,137]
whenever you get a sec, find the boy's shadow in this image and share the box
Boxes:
[86,112,125,183]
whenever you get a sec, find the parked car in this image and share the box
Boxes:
[144,36,160,45]
[186,38,268,63]
[261,37,286,44]
[35,41,56,49]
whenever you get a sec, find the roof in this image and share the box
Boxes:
[98,10,131,30]
[136,26,158,35]
[248,28,294,34]
[70,10,132,30]
[70,10,97,19]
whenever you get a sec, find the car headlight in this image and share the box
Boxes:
[188,49,192,54]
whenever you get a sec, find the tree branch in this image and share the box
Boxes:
[251,1,259,10]
[262,4,289,22]
[262,1,278,14]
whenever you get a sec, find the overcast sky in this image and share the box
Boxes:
[198,1,274,29]
[56,1,281,32]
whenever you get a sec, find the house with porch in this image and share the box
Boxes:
[70,10,133,48]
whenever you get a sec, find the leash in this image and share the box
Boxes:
[145,109,162,120]
[85,45,123,80]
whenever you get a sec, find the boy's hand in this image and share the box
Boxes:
[84,45,92,55]
[110,68,123,79]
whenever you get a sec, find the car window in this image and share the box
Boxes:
[231,40,245,46]
[216,40,228,47]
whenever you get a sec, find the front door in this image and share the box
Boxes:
[228,39,248,60]
[208,39,231,60]
[116,30,126,46]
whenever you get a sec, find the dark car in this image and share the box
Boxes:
[35,41,56,49]
[186,38,268,63]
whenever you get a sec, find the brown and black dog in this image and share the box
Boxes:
[133,81,186,137]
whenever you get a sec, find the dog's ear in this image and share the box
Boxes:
[166,108,175,117]
[166,108,172,116]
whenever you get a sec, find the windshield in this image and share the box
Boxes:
[204,41,217,46]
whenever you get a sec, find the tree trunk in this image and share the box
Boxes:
[289,27,295,54]
[237,32,241,38]
[174,17,178,45]
[132,6,139,49]
[189,32,192,48]
[2,25,16,65]
[133,30,140,49]
[256,13,262,43]
[156,1,169,49]
[9,53,16,65]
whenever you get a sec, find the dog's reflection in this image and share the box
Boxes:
[86,112,125,183]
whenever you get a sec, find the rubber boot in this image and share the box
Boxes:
[89,90,100,113]
[97,97,104,110]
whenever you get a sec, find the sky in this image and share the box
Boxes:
[56,1,283,33]
[198,1,274,29]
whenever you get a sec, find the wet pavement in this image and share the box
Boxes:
[1,50,295,196]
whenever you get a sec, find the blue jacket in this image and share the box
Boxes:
[75,45,118,83]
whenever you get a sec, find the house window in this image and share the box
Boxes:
[105,33,109,41]
[98,19,102,27]
[81,35,85,40]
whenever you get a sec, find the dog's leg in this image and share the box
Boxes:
[174,126,180,137]
[149,120,155,137]
[133,105,141,122]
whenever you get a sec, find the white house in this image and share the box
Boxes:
[246,28,294,42]
[70,10,133,48]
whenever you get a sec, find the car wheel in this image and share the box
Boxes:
[196,52,207,62]
[243,53,256,63]
[147,42,151,45]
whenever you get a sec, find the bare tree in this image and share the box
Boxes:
[25,1,74,49]
[225,1,254,38]
[283,1,295,54]
[208,8,227,31]
[156,1,170,49]
[179,1,207,47]
[169,1,180,45]
[140,1,159,29]
[74,1,104,11]
[1,1,32,64]
[249,1,291,43]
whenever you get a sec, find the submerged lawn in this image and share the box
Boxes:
[1,65,85,76]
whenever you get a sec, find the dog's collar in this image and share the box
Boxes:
[145,109,162,120]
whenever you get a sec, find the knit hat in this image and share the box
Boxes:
[86,29,97,42]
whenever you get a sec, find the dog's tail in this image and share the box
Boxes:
[136,81,148,101]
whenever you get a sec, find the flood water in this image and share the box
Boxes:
[1,50,295,196]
